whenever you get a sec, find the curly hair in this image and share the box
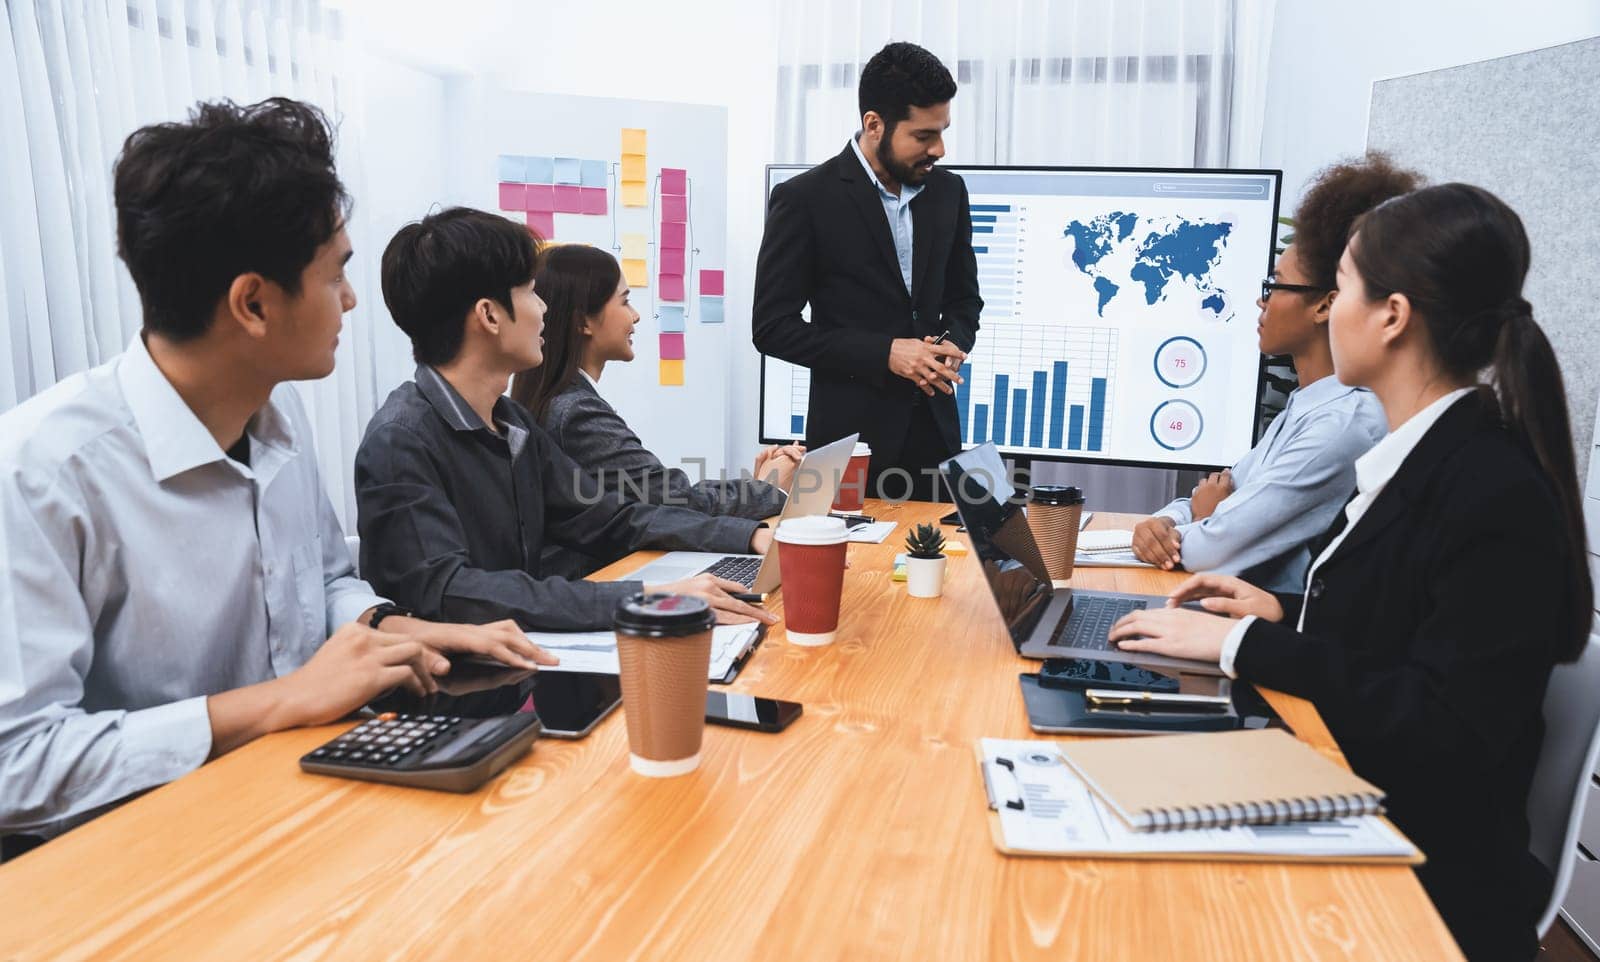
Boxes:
[114,97,348,341]
[1291,152,1423,290]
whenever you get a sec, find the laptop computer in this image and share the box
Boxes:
[621,433,860,594]
[940,443,1222,676]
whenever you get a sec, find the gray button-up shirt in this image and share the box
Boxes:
[1155,375,1388,593]
[849,134,922,293]
[0,337,384,838]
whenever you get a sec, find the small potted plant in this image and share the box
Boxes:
[904,523,948,598]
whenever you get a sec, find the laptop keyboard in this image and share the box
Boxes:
[1052,596,1148,651]
[704,555,761,588]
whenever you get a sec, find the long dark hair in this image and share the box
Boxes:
[510,244,623,423]
[1351,183,1592,660]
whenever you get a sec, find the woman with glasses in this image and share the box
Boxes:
[1112,182,1588,962]
[1130,153,1420,592]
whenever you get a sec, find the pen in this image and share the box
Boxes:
[1084,689,1233,711]
[931,329,951,345]
[828,512,875,527]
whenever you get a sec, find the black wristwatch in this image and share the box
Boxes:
[368,602,413,631]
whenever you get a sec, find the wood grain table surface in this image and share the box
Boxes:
[0,502,1463,961]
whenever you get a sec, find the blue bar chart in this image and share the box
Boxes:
[956,354,1114,455]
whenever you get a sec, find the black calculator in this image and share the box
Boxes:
[299,711,542,793]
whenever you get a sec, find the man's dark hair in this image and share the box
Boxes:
[113,97,348,342]
[381,207,540,366]
[858,42,956,133]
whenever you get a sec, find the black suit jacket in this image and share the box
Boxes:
[1237,391,1575,961]
[752,142,983,468]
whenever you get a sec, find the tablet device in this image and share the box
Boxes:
[1019,673,1240,735]
[371,662,622,739]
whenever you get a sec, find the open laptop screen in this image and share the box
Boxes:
[940,444,1056,648]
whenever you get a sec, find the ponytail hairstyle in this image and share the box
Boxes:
[510,244,624,423]
[1350,183,1592,660]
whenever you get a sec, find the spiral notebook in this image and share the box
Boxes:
[1059,728,1387,832]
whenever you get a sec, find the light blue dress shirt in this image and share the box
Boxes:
[849,134,922,293]
[0,337,385,838]
[1154,375,1388,594]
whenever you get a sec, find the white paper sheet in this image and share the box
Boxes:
[529,624,761,681]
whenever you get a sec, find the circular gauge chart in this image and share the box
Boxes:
[1153,336,1207,388]
[1150,400,1204,451]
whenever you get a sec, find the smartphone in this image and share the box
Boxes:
[1037,657,1180,694]
[705,692,802,732]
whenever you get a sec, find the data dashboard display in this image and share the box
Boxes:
[759,166,1282,469]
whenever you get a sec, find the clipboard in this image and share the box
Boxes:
[711,623,768,684]
[974,741,1424,865]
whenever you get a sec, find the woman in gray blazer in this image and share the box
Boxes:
[512,246,801,552]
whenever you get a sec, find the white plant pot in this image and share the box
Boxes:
[906,555,947,598]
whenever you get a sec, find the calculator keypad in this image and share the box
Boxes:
[305,714,466,769]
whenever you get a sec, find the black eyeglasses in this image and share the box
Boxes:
[1261,280,1327,302]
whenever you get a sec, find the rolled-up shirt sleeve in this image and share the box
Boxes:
[0,469,211,836]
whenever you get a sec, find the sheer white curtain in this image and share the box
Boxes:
[0,0,391,527]
[773,0,1273,510]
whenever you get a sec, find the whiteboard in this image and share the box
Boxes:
[442,82,730,474]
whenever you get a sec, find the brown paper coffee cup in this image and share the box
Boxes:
[614,594,716,777]
[1027,485,1086,581]
[831,443,872,512]
[776,516,849,646]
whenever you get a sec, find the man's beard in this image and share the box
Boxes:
[876,132,931,185]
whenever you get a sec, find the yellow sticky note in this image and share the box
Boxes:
[620,154,646,182]
[622,182,648,208]
[659,359,684,386]
[622,258,649,287]
[621,128,647,155]
[621,232,648,260]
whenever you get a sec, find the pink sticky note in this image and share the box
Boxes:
[498,182,526,211]
[525,185,556,212]
[659,248,685,275]
[553,185,584,214]
[700,269,725,296]
[659,332,685,360]
[661,168,687,195]
[526,210,555,240]
[580,188,607,215]
[660,193,688,223]
[661,222,686,250]
[660,273,685,301]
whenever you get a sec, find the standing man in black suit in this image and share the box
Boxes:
[753,42,982,502]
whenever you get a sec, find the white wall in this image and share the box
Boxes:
[1260,0,1600,204]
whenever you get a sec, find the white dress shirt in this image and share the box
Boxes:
[848,134,923,293]
[0,337,385,837]
[1218,387,1477,676]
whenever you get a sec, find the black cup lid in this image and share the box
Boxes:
[613,592,717,637]
[1029,484,1085,506]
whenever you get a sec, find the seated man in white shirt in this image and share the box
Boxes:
[0,98,553,855]
[1130,154,1420,593]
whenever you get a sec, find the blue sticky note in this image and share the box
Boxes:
[525,156,555,184]
[554,157,583,185]
[497,155,526,183]
[699,296,725,323]
[580,159,607,188]
[658,305,686,333]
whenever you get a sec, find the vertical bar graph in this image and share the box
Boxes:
[790,415,804,435]
[1049,362,1068,449]
[1029,371,1047,448]
[1069,405,1085,450]
[1087,378,1108,450]
[992,375,1010,445]
[974,403,989,444]
[1010,388,1027,446]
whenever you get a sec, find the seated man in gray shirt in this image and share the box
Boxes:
[356,208,777,631]
[0,100,550,852]
[1132,154,1421,592]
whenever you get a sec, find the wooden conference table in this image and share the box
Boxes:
[0,502,1463,961]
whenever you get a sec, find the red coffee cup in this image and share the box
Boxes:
[775,515,849,646]
[831,442,873,512]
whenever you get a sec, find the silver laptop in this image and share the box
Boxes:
[940,444,1222,676]
[622,433,860,595]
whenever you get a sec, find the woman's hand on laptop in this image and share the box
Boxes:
[646,574,779,625]
[1107,607,1232,664]
[1165,573,1283,622]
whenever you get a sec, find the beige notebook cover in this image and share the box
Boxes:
[1059,728,1386,832]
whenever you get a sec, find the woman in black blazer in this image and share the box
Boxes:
[1110,184,1591,962]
